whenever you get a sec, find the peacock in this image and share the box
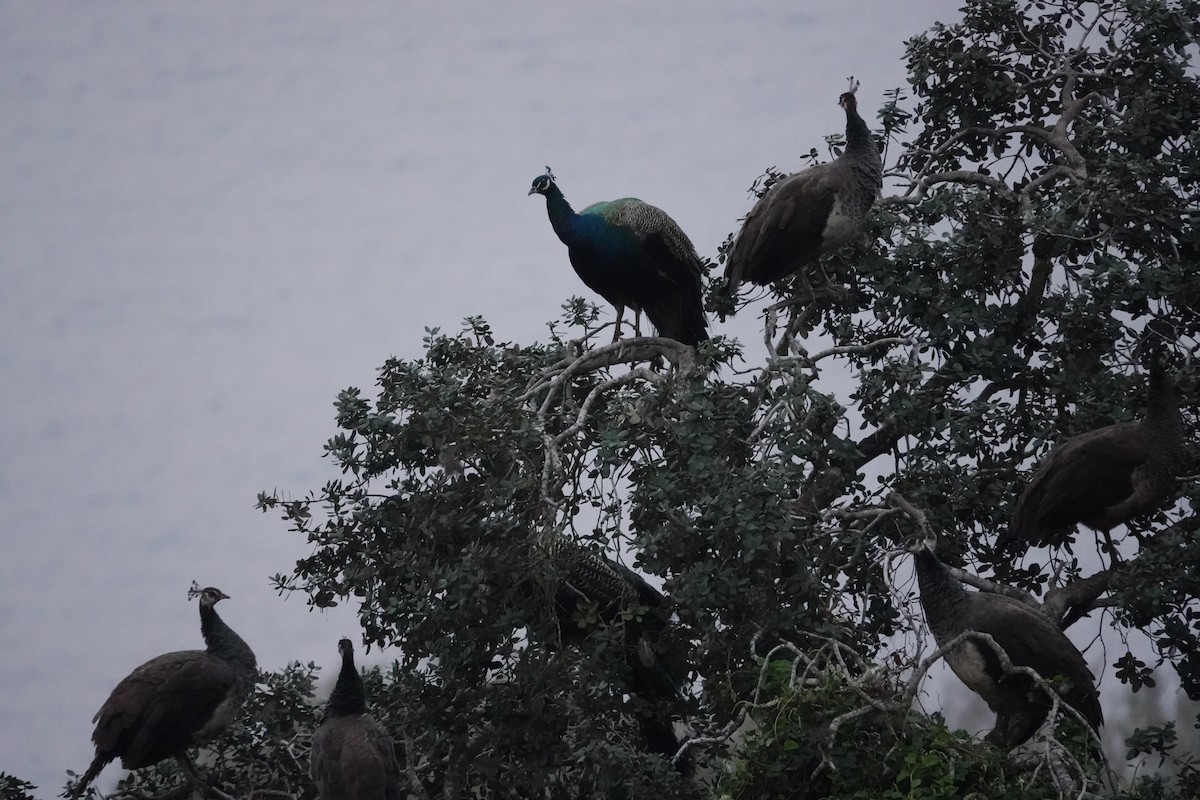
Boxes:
[73,584,257,796]
[910,535,1103,751]
[529,168,708,346]
[998,331,1184,554]
[541,540,690,772]
[724,81,882,302]
[310,638,401,800]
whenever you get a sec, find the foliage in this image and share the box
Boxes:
[84,0,1199,798]
[2,773,39,800]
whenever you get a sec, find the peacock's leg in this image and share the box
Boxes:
[176,753,207,799]
[612,304,625,342]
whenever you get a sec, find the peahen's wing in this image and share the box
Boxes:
[1002,422,1148,549]
[964,595,1102,730]
[725,163,839,288]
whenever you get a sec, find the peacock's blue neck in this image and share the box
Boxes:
[542,185,581,244]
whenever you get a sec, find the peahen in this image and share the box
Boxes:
[542,540,690,772]
[724,81,882,301]
[529,168,708,346]
[73,584,257,796]
[311,639,401,800]
[997,332,1184,554]
[910,535,1103,751]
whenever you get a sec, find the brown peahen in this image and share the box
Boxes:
[310,638,401,800]
[724,81,882,302]
[910,535,1103,752]
[998,334,1184,554]
[73,584,257,796]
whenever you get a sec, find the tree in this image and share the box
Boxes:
[68,1,1199,798]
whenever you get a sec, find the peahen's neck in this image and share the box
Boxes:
[327,652,368,716]
[1147,358,1182,428]
[842,102,883,202]
[912,547,969,643]
[542,185,580,244]
[200,603,258,690]
[845,101,875,149]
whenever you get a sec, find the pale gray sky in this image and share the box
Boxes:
[1,2,1182,795]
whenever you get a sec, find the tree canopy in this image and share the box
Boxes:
[56,1,1199,799]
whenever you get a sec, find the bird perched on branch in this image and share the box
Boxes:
[311,638,401,800]
[541,540,690,772]
[529,167,708,346]
[724,81,882,304]
[73,584,257,796]
[998,329,1184,554]
[909,535,1103,751]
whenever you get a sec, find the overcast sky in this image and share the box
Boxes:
[1,2,1190,795]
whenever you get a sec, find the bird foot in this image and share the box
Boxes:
[806,281,850,307]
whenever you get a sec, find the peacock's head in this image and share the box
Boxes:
[1134,317,1176,366]
[337,637,355,660]
[907,533,938,558]
[838,77,860,111]
[188,581,230,608]
[528,166,556,196]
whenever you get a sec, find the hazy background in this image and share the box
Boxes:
[1,2,1188,794]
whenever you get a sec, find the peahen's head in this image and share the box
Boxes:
[1135,317,1176,365]
[187,581,230,608]
[527,166,557,196]
[905,531,939,559]
[838,78,861,112]
[337,637,355,662]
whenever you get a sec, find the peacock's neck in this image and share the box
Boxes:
[201,605,258,691]
[328,656,368,716]
[1147,359,1181,419]
[844,107,876,153]
[913,548,969,642]
[543,187,580,244]
[842,108,883,206]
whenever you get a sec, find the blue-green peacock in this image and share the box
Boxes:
[529,168,708,347]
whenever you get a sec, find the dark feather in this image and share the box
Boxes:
[544,541,690,773]
[912,540,1102,749]
[74,586,256,796]
[999,351,1184,552]
[725,86,882,296]
[311,640,401,800]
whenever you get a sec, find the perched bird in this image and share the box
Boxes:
[74,584,257,796]
[529,168,708,346]
[910,535,1103,750]
[311,639,401,800]
[724,81,882,299]
[544,542,690,772]
[998,340,1184,553]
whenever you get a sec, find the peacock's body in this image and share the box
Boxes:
[530,168,708,346]
[910,537,1102,750]
[74,585,257,796]
[311,639,401,800]
[725,83,882,299]
[539,539,690,772]
[998,336,1184,554]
